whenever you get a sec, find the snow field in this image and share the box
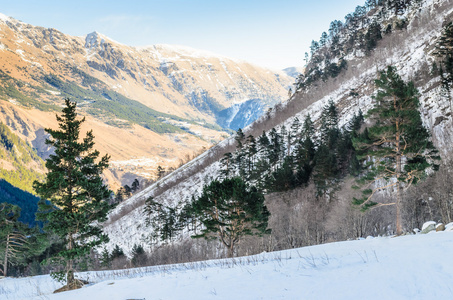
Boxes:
[1,231,452,300]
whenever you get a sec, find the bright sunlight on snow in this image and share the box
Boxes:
[2,231,452,300]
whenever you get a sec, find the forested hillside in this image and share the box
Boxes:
[102,0,453,264]
[2,0,453,283]
[0,122,43,226]
[0,179,40,225]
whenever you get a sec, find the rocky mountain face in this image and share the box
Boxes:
[0,14,292,187]
[82,35,293,125]
[103,0,453,255]
[282,67,303,78]
[216,98,266,130]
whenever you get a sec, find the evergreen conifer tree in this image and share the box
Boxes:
[313,144,338,196]
[314,102,340,195]
[257,131,270,157]
[234,128,246,178]
[365,22,382,54]
[234,128,246,149]
[131,244,146,267]
[131,179,140,193]
[335,111,364,175]
[143,197,164,243]
[345,110,365,176]
[294,115,316,185]
[34,99,112,288]
[245,135,257,178]
[279,125,288,158]
[253,132,271,189]
[289,117,301,156]
[320,99,340,150]
[269,156,296,192]
[220,152,233,179]
[353,66,440,235]
[268,128,283,169]
[100,248,111,268]
[191,177,270,257]
[111,245,125,259]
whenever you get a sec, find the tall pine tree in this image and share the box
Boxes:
[34,99,112,288]
[253,131,271,189]
[294,115,316,186]
[234,128,246,178]
[245,135,258,178]
[353,67,439,235]
[314,101,340,196]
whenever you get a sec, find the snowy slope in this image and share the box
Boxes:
[2,231,453,299]
[102,0,453,253]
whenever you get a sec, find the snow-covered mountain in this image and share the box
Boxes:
[216,98,265,130]
[82,35,293,125]
[102,0,453,253]
[282,66,304,78]
[4,2,453,299]
[0,15,293,186]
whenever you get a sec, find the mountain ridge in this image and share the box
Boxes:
[0,13,293,187]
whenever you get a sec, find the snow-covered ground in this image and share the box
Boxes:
[2,231,453,300]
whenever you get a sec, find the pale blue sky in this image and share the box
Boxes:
[2,0,365,69]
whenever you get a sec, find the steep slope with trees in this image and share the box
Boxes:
[102,0,453,261]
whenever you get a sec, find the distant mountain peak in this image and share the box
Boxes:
[137,44,244,65]
[0,12,12,22]
[84,31,126,49]
[85,31,105,49]
[282,67,303,79]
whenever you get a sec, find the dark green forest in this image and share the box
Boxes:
[0,179,40,226]
[0,122,44,226]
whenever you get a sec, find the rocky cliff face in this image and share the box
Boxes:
[0,14,293,187]
[81,33,293,124]
[216,98,265,130]
[0,17,292,126]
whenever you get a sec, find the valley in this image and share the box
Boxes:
[1,0,453,299]
[0,14,293,187]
